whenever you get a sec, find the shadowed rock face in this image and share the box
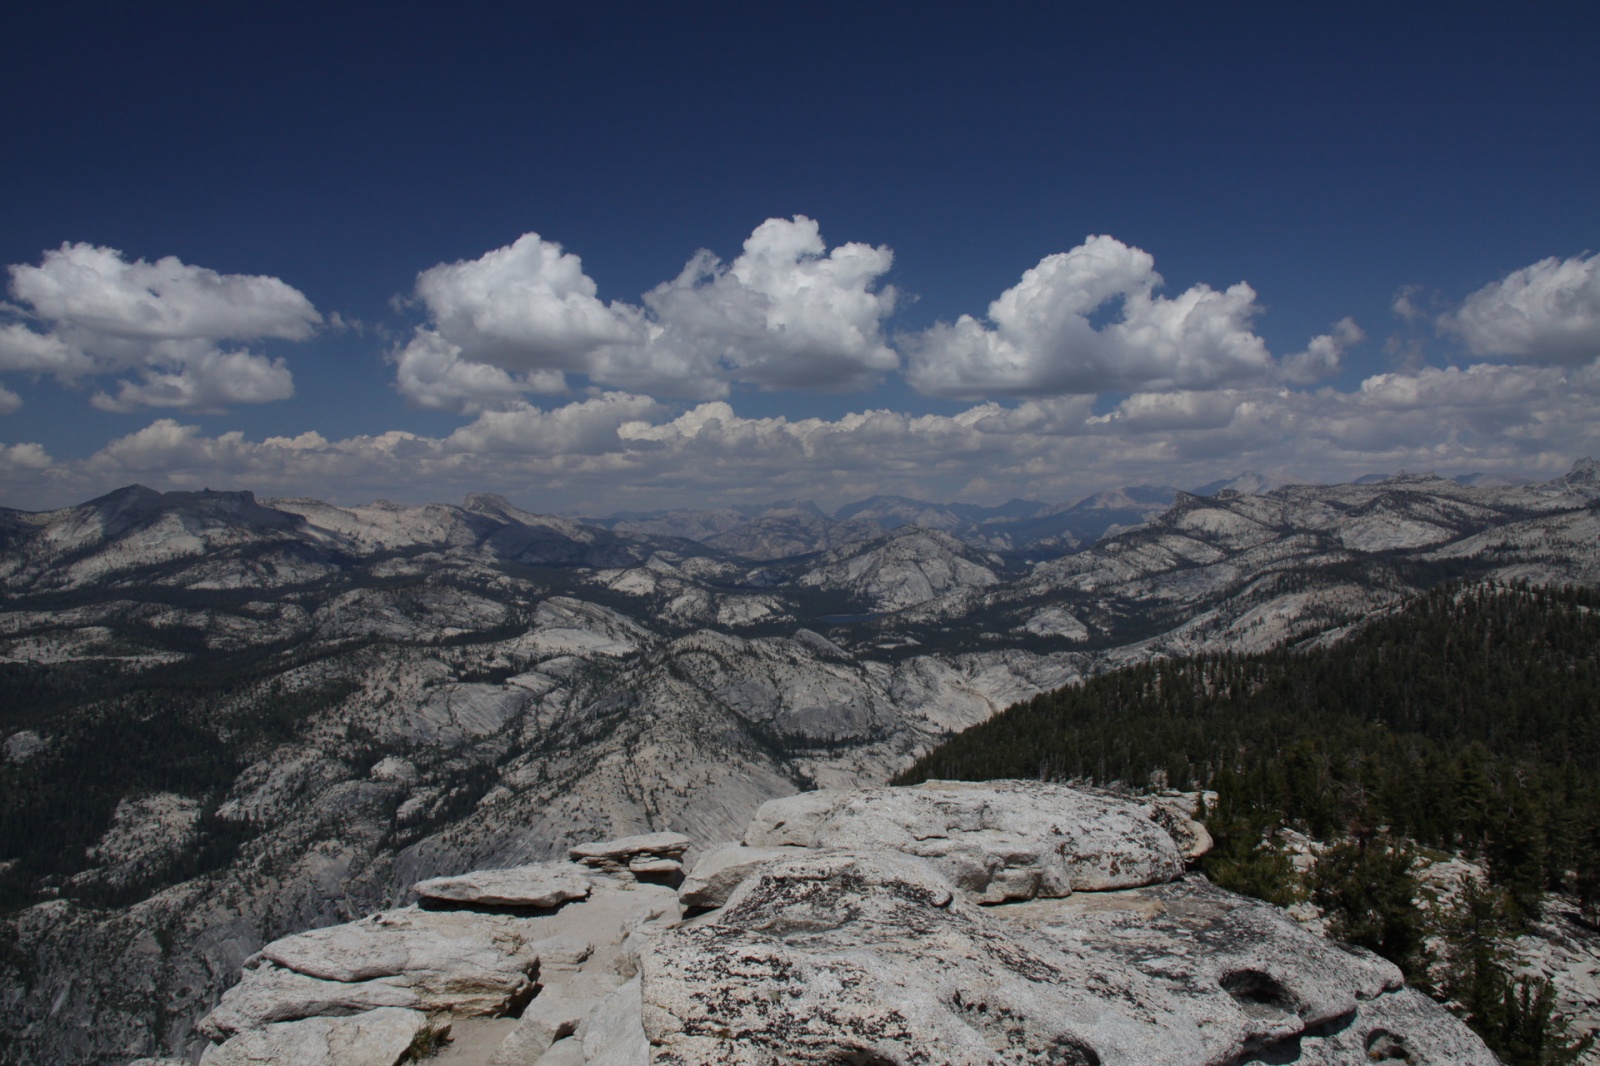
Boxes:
[190,782,1494,1066]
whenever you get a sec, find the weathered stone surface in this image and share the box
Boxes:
[414,861,591,908]
[1144,791,1215,860]
[742,779,1184,901]
[570,832,691,874]
[2,729,45,762]
[367,755,418,784]
[1283,986,1506,1065]
[677,843,808,909]
[246,907,540,1015]
[579,976,649,1066]
[1003,877,1411,1060]
[531,932,596,968]
[486,973,622,1066]
[197,1006,435,1066]
[187,783,1495,1066]
[537,1037,588,1065]
[196,872,681,1062]
[626,857,682,877]
[643,852,1108,1064]
[640,852,1496,1065]
[198,963,421,1038]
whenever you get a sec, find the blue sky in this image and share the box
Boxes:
[2,2,1598,512]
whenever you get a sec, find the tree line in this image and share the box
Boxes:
[896,581,1600,1064]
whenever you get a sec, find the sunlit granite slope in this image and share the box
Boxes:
[186,781,1493,1065]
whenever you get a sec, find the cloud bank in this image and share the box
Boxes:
[4,225,1600,510]
[5,354,1596,511]
[0,243,319,411]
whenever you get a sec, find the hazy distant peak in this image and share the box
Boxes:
[1382,471,1455,486]
[1564,456,1600,487]
[462,492,516,515]
[758,499,828,519]
[1065,485,1179,512]
[1190,472,1281,496]
[1451,472,1527,488]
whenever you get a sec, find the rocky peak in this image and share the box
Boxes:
[1565,456,1600,490]
[797,527,1000,613]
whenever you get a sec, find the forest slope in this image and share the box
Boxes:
[899,582,1600,1062]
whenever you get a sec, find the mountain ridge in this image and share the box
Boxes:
[0,461,1598,1062]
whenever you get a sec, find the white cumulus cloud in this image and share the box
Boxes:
[90,349,294,412]
[905,235,1353,398]
[393,217,898,411]
[1440,253,1600,363]
[392,329,566,413]
[0,243,318,411]
[0,441,51,470]
[413,232,639,369]
[445,392,663,455]
[1281,317,1364,385]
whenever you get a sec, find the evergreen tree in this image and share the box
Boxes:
[1488,977,1596,1066]
[1309,834,1427,981]
[897,582,1600,1058]
[1197,773,1299,908]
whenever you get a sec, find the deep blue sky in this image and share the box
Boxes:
[2,2,1597,510]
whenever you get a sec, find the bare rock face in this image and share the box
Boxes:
[677,844,809,909]
[1144,791,1216,861]
[199,964,425,1037]
[199,907,543,1039]
[796,528,1001,613]
[195,835,682,1063]
[742,779,1185,902]
[191,789,1493,1066]
[253,907,541,993]
[571,832,691,877]
[413,861,592,908]
[197,1006,435,1065]
[642,853,1493,1065]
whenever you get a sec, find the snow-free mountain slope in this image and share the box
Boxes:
[2,462,1599,1062]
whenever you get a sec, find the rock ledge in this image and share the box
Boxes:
[194,782,1493,1065]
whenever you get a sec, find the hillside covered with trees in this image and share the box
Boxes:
[897,582,1600,1063]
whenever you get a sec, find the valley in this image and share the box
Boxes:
[1,462,1598,1063]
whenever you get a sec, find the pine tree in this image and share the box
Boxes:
[1309,833,1426,980]
[1197,771,1299,908]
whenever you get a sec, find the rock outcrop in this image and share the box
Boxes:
[570,832,691,879]
[414,865,592,909]
[194,782,1493,1065]
[740,780,1186,901]
[201,1007,437,1066]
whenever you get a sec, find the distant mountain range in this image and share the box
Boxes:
[0,460,1596,1062]
[583,470,1529,560]
[582,477,1259,559]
